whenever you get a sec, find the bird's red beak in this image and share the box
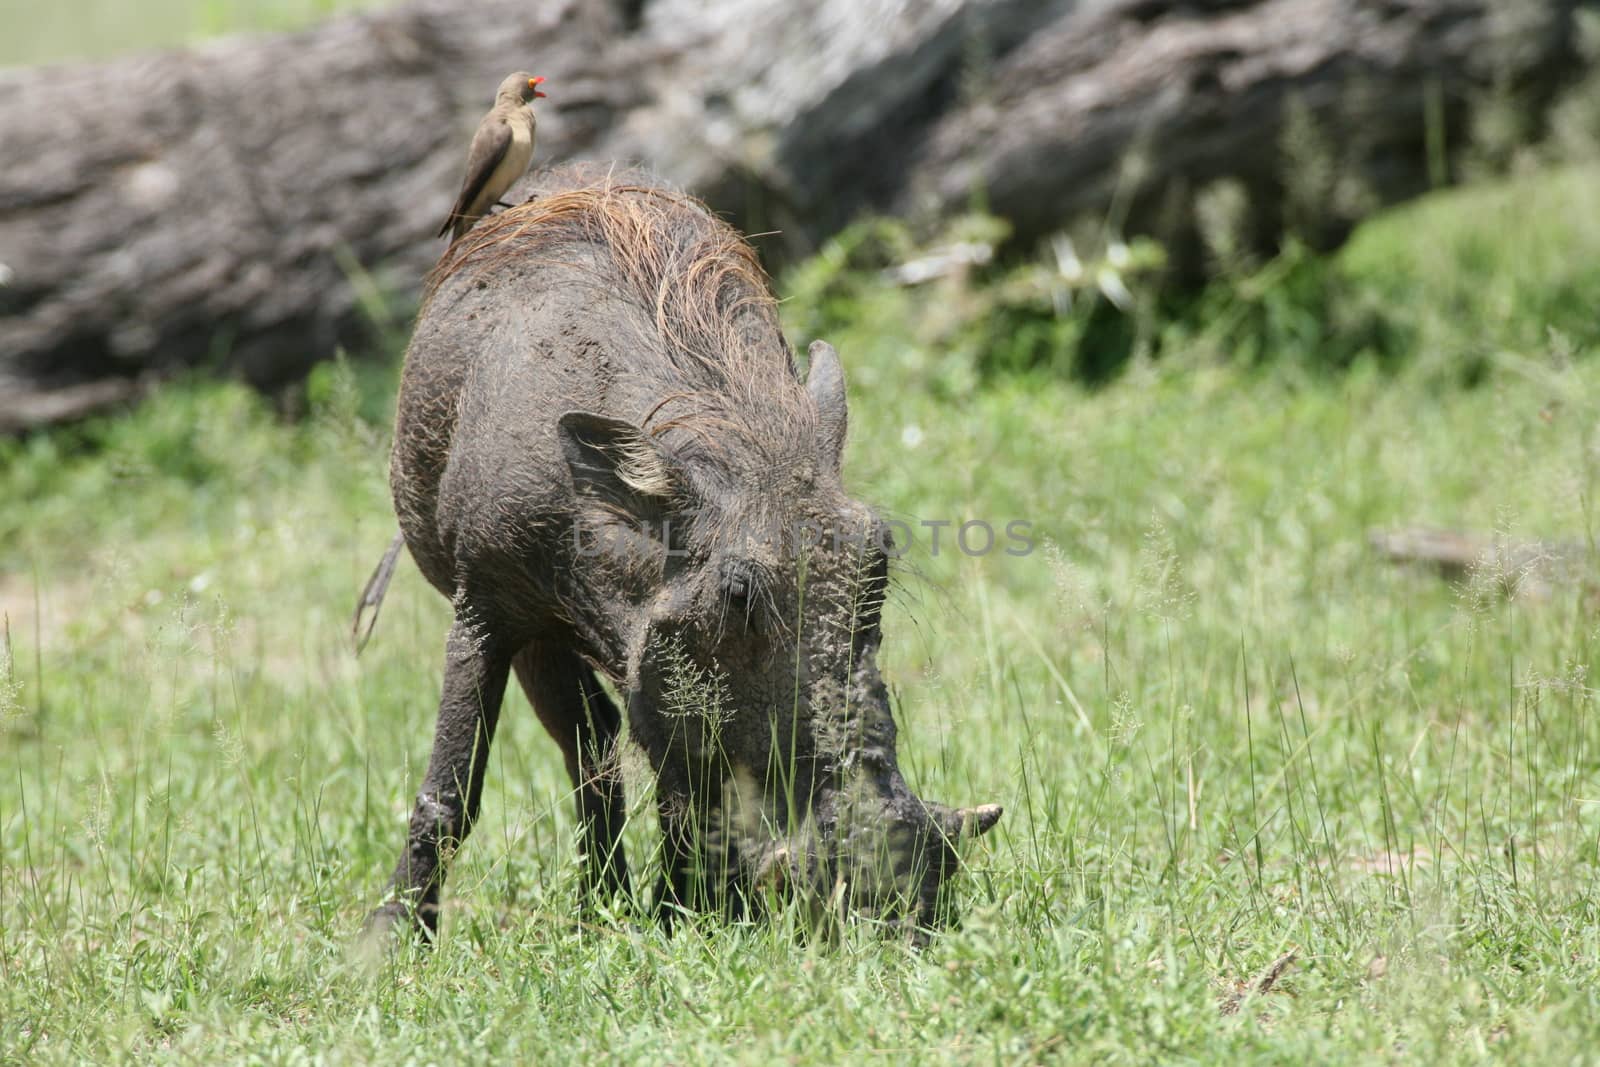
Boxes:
[529,76,547,99]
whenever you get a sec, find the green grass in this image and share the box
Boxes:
[3,166,1600,1062]
[0,0,389,68]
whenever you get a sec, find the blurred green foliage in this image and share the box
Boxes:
[780,165,1600,394]
[0,0,388,67]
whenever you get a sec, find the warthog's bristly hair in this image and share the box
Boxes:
[424,165,817,471]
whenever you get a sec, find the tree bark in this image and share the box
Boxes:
[0,0,1589,430]
[1368,526,1596,601]
[0,0,628,429]
[902,0,1589,276]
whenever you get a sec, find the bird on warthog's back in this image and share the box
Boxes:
[438,71,546,242]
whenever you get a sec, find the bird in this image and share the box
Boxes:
[437,72,547,242]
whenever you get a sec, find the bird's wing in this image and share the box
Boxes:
[438,117,513,238]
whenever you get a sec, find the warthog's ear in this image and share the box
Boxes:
[806,340,848,472]
[558,411,687,517]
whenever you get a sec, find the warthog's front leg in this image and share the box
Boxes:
[365,617,511,941]
[512,643,632,903]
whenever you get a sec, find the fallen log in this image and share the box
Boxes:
[1367,526,1596,601]
[904,0,1590,277]
[0,0,630,429]
[0,0,1590,430]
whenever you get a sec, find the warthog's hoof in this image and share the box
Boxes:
[356,899,435,955]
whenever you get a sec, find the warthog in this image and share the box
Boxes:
[362,163,1000,940]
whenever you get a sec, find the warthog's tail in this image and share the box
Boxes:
[352,530,406,654]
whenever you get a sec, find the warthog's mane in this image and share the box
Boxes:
[424,163,817,474]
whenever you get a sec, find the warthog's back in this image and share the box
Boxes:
[391,163,811,621]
